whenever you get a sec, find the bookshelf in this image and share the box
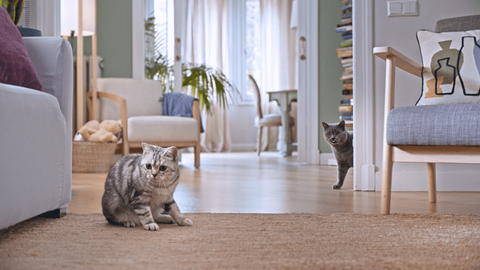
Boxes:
[336,1,353,128]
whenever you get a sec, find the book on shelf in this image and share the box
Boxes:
[342,89,353,95]
[337,21,352,27]
[337,51,353,58]
[335,25,352,33]
[341,58,353,65]
[343,83,353,90]
[339,1,353,128]
[342,4,352,11]
[341,70,352,77]
[339,105,353,112]
[340,38,352,47]
[340,98,353,105]
[339,115,353,120]
[341,32,352,40]
[338,17,352,25]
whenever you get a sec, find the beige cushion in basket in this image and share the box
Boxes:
[127,116,198,142]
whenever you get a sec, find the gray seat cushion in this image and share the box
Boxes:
[387,104,480,146]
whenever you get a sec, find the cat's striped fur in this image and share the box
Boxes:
[322,120,353,189]
[102,143,192,231]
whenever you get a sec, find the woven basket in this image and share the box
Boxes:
[72,141,117,173]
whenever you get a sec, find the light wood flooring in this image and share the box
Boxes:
[68,152,480,214]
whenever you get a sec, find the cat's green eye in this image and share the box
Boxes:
[146,164,152,170]
[159,165,167,171]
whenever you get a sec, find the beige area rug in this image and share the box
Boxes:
[1,213,479,270]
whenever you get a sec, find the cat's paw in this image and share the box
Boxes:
[178,218,193,226]
[155,215,175,224]
[332,184,342,189]
[143,222,160,231]
[123,221,136,228]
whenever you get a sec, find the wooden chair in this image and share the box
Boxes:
[374,15,480,214]
[87,78,201,168]
[249,75,294,155]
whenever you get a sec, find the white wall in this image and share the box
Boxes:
[373,0,480,191]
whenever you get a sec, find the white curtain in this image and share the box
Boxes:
[184,0,231,152]
[260,0,297,151]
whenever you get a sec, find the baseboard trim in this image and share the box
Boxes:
[231,143,256,152]
[320,153,336,165]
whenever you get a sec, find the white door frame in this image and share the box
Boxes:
[353,0,376,191]
[133,0,321,162]
[297,0,319,165]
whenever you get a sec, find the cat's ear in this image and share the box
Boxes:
[339,120,346,129]
[164,146,178,161]
[142,142,154,155]
[322,122,329,130]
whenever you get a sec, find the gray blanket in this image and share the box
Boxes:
[160,92,204,133]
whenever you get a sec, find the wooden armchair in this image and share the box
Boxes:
[87,78,201,168]
[374,15,480,214]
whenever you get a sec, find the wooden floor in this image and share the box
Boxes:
[68,152,480,214]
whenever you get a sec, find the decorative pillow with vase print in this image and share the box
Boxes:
[416,29,480,105]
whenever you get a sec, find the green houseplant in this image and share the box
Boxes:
[0,0,24,25]
[145,17,239,112]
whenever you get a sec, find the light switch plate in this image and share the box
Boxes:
[388,0,418,17]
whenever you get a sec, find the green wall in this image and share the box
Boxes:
[318,0,345,153]
[96,0,133,78]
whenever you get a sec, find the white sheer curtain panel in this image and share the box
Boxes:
[184,0,231,152]
[260,0,297,151]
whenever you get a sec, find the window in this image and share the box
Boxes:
[245,0,261,97]
[144,0,261,102]
[229,0,261,103]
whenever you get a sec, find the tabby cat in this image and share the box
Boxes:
[102,143,192,231]
[322,120,353,189]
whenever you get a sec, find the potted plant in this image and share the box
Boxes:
[145,17,239,112]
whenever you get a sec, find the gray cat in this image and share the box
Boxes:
[102,143,192,231]
[322,120,353,189]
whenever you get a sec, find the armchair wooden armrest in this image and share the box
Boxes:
[87,91,130,156]
[374,47,424,214]
[373,46,422,78]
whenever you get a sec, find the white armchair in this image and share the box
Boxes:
[87,78,201,168]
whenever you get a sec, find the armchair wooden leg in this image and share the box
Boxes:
[194,143,201,169]
[381,144,394,214]
[257,126,263,156]
[122,142,129,156]
[427,163,436,203]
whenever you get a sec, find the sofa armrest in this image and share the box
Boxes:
[23,37,74,138]
[0,83,71,228]
[373,46,422,77]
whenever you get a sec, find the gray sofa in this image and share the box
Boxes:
[0,37,73,229]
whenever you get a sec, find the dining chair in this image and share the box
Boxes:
[249,74,294,156]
